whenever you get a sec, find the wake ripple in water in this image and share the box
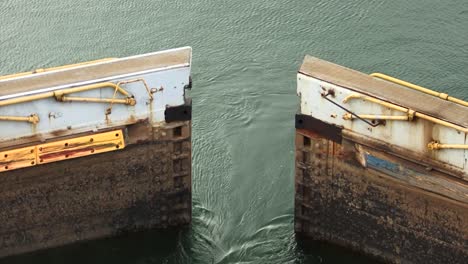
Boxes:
[1,0,467,263]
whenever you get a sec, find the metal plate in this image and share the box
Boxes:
[37,130,125,164]
[0,146,36,172]
[0,129,125,173]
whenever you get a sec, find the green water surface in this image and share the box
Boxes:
[1,0,467,263]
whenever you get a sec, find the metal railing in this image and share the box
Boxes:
[370,73,468,107]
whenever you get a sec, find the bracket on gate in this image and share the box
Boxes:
[342,94,415,123]
[321,91,381,127]
[427,141,468,150]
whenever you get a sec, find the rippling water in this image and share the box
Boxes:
[1,0,467,263]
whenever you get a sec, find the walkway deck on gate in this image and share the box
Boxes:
[299,56,468,128]
[0,47,191,98]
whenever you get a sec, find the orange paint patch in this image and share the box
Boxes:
[0,146,36,172]
[0,129,125,172]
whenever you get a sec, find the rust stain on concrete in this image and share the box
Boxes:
[295,129,468,263]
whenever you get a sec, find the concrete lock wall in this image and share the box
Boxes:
[295,56,468,263]
[0,47,192,258]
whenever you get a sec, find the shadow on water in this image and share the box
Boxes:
[295,237,382,264]
[0,228,190,264]
[0,229,382,264]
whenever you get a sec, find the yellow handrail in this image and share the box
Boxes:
[56,82,130,98]
[343,94,409,112]
[0,82,137,123]
[116,79,153,100]
[343,94,468,133]
[0,58,116,81]
[0,60,156,124]
[0,82,132,107]
[370,73,468,107]
[0,78,157,123]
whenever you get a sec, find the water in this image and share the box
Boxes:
[1,0,467,263]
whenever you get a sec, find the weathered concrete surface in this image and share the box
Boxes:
[0,120,191,258]
[295,128,468,264]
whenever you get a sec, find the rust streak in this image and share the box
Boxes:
[39,144,116,160]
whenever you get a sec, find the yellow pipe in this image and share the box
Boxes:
[370,73,468,107]
[0,114,39,124]
[0,93,53,107]
[343,113,410,121]
[60,96,136,105]
[104,78,152,115]
[54,82,130,98]
[343,94,468,133]
[415,112,468,133]
[117,79,153,100]
[428,141,468,150]
[343,94,409,113]
[0,82,131,107]
[0,58,116,81]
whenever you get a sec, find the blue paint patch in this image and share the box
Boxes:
[364,153,431,185]
[365,154,400,174]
